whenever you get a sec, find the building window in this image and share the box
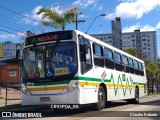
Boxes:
[143,47,146,50]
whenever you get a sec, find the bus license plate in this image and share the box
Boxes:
[40,97,50,101]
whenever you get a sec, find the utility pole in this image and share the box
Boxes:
[75,13,85,30]
[5,80,7,106]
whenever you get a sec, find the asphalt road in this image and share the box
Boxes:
[4,95,160,120]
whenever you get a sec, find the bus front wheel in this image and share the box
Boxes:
[94,86,106,110]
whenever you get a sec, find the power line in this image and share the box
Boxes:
[0,24,23,33]
[0,4,38,22]
[0,28,25,38]
[0,19,29,31]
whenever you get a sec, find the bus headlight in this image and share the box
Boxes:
[66,82,78,91]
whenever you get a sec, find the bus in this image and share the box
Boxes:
[19,30,147,110]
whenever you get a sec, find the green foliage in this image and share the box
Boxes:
[37,7,78,30]
[146,61,160,79]
[145,61,160,94]
[124,48,137,57]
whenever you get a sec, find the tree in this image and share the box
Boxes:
[124,48,137,57]
[37,7,78,30]
[146,61,160,94]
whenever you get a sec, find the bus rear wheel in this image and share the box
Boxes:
[127,87,139,104]
[133,87,139,104]
[94,86,106,110]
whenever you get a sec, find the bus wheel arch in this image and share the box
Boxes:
[93,83,107,110]
[127,85,139,104]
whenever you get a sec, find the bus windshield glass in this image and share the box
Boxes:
[22,42,77,82]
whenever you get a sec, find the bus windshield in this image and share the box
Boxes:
[22,42,77,82]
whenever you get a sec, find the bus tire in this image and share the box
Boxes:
[94,86,106,110]
[133,87,139,104]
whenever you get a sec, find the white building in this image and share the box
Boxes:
[91,17,158,61]
[91,33,113,46]
[0,42,23,61]
[122,30,157,61]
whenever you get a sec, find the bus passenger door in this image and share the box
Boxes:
[92,44,106,98]
[79,36,94,103]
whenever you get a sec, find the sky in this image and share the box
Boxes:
[0,0,160,57]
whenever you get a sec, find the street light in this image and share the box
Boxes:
[86,14,107,34]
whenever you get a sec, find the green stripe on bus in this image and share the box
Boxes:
[73,76,101,82]
[23,74,146,89]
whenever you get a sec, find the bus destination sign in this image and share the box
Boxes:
[26,31,73,45]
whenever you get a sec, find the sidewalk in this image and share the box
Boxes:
[0,99,21,107]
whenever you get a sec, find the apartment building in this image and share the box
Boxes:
[91,17,158,61]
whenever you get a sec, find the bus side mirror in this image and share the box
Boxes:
[16,50,20,61]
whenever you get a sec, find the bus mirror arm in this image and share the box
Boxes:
[16,50,20,61]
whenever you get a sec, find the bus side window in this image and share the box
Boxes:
[139,62,144,76]
[122,55,129,73]
[133,60,139,75]
[128,58,134,74]
[93,43,104,67]
[79,37,92,74]
[113,52,122,71]
[104,48,114,69]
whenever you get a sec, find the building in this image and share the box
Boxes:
[122,30,157,61]
[0,42,23,87]
[91,33,113,46]
[91,17,158,61]
[0,62,19,84]
[0,41,23,61]
[112,17,122,50]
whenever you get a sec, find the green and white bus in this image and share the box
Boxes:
[21,30,147,110]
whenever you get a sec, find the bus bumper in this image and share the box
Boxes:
[21,88,80,105]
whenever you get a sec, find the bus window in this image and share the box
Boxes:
[93,44,104,67]
[133,60,139,75]
[128,58,134,74]
[122,55,129,73]
[114,52,122,71]
[139,62,144,76]
[79,37,92,74]
[104,48,114,69]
